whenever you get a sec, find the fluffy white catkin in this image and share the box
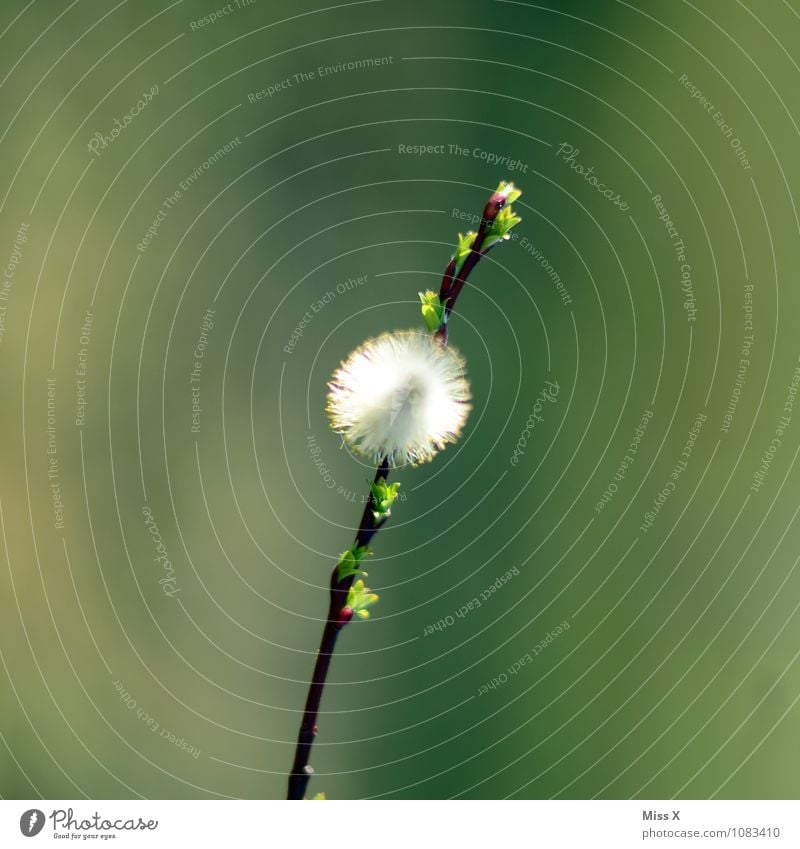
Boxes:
[327,329,471,466]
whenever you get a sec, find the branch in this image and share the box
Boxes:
[435,186,515,345]
[287,460,388,801]
[287,181,521,799]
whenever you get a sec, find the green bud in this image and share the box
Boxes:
[370,477,401,521]
[336,544,371,582]
[418,290,447,334]
[346,578,379,620]
[482,203,522,251]
[493,180,522,204]
[451,231,477,276]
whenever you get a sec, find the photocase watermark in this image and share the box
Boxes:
[284,274,368,355]
[555,143,630,210]
[423,566,520,636]
[114,679,200,758]
[141,506,180,596]
[47,377,65,531]
[21,807,158,836]
[19,809,45,837]
[74,310,93,428]
[510,379,560,466]
[0,221,28,344]
[190,307,215,434]
[450,208,572,306]
[477,620,571,695]
[720,282,754,434]
[136,137,242,253]
[87,85,159,157]
[640,411,707,532]
[247,56,393,103]
[652,193,695,322]
[595,409,654,513]
[517,236,572,306]
[307,432,341,493]
[398,142,528,174]
[678,73,752,170]
[306,432,409,505]
[188,0,255,31]
[750,355,800,493]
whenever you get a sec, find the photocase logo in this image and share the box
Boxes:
[19,809,45,837]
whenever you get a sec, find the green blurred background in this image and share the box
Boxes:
[1,0,799,800]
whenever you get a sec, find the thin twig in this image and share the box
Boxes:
[287,460,388,800]
[435,191,506,345]
[287,185,511,799]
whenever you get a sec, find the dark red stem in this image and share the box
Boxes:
[287,460,388,799]
[288,184,508,799]
[435,190,508,345]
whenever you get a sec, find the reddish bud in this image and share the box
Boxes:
[336,607,354,628]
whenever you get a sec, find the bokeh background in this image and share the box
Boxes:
[1,0,799,800]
